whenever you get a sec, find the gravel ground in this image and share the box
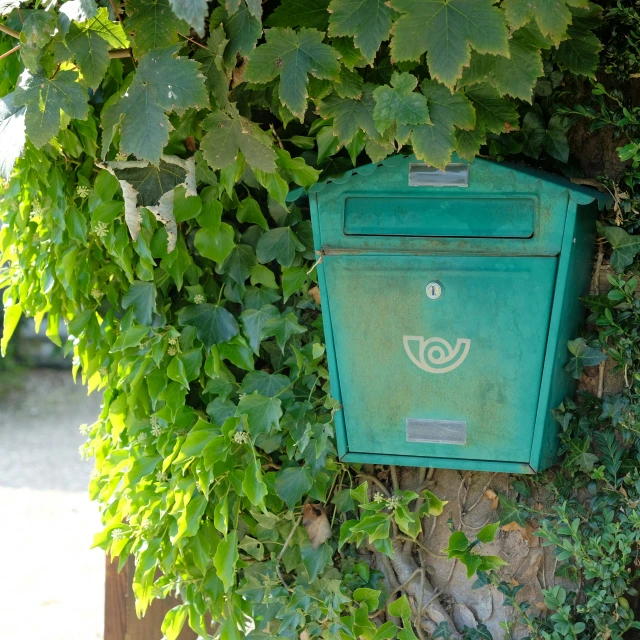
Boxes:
[0,369,105,640]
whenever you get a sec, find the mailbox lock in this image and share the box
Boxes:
[426,281,443,300]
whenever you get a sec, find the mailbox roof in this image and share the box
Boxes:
[289,154,611,209]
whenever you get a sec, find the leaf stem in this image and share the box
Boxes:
[0,24,19,39]
[277,514,301,562]
[0,44,19,61]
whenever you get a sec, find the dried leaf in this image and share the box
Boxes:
[483,488,498,510]
[308,285,321,305]
[302,503,331,549]
[501,520,534,543]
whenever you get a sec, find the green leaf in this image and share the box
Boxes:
[174,494,208,543]
[66,24,111,89]
[178,304,240,348]
[498,495,528,527]
[388,594,412,620]
[256,227,305,267]
[555,21,602,78]
[598,222,640,272]
[565,337,607,378]
[466,84,520,134]
[84,7,130,49]
[161,605,189,640]
[263,312,307,352]
[275,465,313,508]
[122,281,157,326]
[389,0,509,87]
[419,489,448,517]
[0,92,26,181]
[237,197,269,230]
[14,70,89,150]
[502,0,589,44]
[201,110,277,173]
[406,79,475,169]
[125,0,189,56]
[1,303,21,357]
[213,530,239,591]
[445,530,470,557]
[245,27,341,119]
[282,267,308,301]
[100,46,207,164]
[236,393,283,436]
[373,72,430,134]
[265,0,330,30]
[327,0,395,63]
[194,27,231,109]
[353,588,381,611]
[214,4,262,66]
[317,85,378,144]
[168,0,207,36]
[242,459,268,507]
[300,539,332,580]
[476,522,500,544]
[195,224,236,264]
[566,437,599,472]
[110,159,187,206]
[240,304,280,352]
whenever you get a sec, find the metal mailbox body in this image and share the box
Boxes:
[308,155,608,473]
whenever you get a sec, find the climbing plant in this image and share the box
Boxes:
[1,0,638,638]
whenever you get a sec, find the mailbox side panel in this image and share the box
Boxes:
[310,194,350,458]
[530,200,598,471]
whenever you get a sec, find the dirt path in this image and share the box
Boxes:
[0,369,104,640]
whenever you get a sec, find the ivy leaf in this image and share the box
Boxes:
[565,337,607,379]
[275,465,313,509]
[242,460,268,507]
[597,222,640,272]
[236,394,283,436]
[14,70,89,150]
[201,110,277,173]
[256,227,305,267]
[65,25,111,89]
[213,530,239,591]
[498,495,528,527]
[282,266,308,301]
[178,304,240,348]
[240,304,280,353]
[263,312,306,352]
[122,281,157,326]
[245,27,341,120]
[265,0,330,30]
[317,84,378,144]
[476,522,500,544]
[125,0,189,56]
[373,72,430,134]
[466,84,520,134]
[389,0,509,88]
[0,92,26,180]
[404,79,474,169]
[566,437,599,472]
[195,223,236,263]
[502,0,589,45]
[168,0,208,36]
[328,0,395,63]
[173,494,208,542]
[101,46,207,164]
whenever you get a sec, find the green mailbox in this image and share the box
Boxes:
[308,154,608,473]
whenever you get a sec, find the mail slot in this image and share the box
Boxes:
[307,154,609,473]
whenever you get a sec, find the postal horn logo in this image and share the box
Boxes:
[403,336,471,374]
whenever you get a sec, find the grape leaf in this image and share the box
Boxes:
[465,84,520,134]
[0,92,26,180]
[168,0,208,36]
[502,0,589,45]
[66,24,110,89]
[14,70,89,150]
[389,0,509,88]
[328,0,395,63]
[455,128,485,161]
[245,27,341,120]
[125,0,189,56]
[317,84,378,144]
[194,27,231,109]
[19,11,57,72]
[210,5,262,68]
[265,0,329,29]
[400,79,474,169]
[84,7,130,49]
[373,72,430,134]
[100,46,208,164]
[59,0,99,23]
[178,304,240,348]
[201,110,277,173]
[109,159,187,206]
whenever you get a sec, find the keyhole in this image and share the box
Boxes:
[425,281,442,300]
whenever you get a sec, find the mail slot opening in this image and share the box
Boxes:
[343,195,536,238]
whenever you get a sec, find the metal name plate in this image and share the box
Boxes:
[408,163,469,187]
[406,419,467,445]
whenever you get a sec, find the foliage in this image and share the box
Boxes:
[0,0,637,638]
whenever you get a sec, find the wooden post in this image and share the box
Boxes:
[104,555,197,640]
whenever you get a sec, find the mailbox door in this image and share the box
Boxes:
[323,255,556,464]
